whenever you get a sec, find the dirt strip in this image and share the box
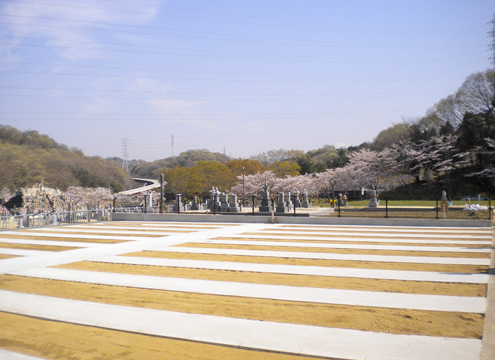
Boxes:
[125,251,489,274]
[175,242,490,259]
[0,242,79,252]
[0,312,315,360]
[56,261,487,297]
[0,275,483,338]
[213,236,491,248]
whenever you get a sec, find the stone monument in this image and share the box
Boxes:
[259,178,273,212]
[173,193,182,212]
[208,187,220,212]
[220,192,230,212]
[368,190,379,208]
[293,189,301,208]
[190,196,199,210]
[276,192,289,213]
[228,194,240,212]
[301,190,311,208]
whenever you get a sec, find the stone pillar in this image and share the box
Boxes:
[173,194,181,212]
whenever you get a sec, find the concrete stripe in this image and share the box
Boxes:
[0,238,103,248]
[25,228,181,236]
[253,230,490,240]
[98,256,490,284]
[277,224,492,234]
[9,267,486,313]
[151,247,492,265]
[0,349,45,360]
[0,290,481,360]
[224,234,492,245]
[198,239,491,253]
[0,231,158,242]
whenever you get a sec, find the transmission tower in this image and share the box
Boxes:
[171,134,174,156]
[121,137,129,174]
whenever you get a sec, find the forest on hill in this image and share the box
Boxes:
[0,126,129,193]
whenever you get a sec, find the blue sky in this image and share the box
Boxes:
[0,0,493,161]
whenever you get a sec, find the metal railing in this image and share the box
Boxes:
[0,209,113,231]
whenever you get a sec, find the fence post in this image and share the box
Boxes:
[338,198,341,218]
[385,196,389,219]
[489,198,492,221]
[436,198,439,220]
[252,196,255,215]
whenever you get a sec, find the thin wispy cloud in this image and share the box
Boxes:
[0,0,163,60]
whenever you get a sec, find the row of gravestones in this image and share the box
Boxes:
[172,188,241,213]
[260,179,311,213]
[172,184,312,213]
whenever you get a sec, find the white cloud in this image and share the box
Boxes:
[0,0,163,60]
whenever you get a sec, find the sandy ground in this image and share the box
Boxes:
[0,312,317,360]
[0,221,490,359]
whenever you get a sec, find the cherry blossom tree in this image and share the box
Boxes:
[66,186,113,208]
[346,149,383,190]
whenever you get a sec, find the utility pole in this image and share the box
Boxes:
[242,166,245,206]
[121,137,129,174]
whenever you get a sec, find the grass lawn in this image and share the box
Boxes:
[313,199,492,207]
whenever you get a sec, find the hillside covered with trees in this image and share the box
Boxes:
[0,126,129,193]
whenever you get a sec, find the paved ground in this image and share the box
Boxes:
[0,221,493,360]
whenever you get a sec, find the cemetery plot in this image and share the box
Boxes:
[0,222,492,360]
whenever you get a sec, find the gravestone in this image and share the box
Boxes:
[293,189,301,208]
[228,194,240,212]
[368,190,379,208]
[286,192,292,211]
[301,190,311,208]
[208,187,220,212]
[220,192,230,212]
[259,178,273,212]
[276,192,289,213]
[172,193,181,212]
[190,196,199,210]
